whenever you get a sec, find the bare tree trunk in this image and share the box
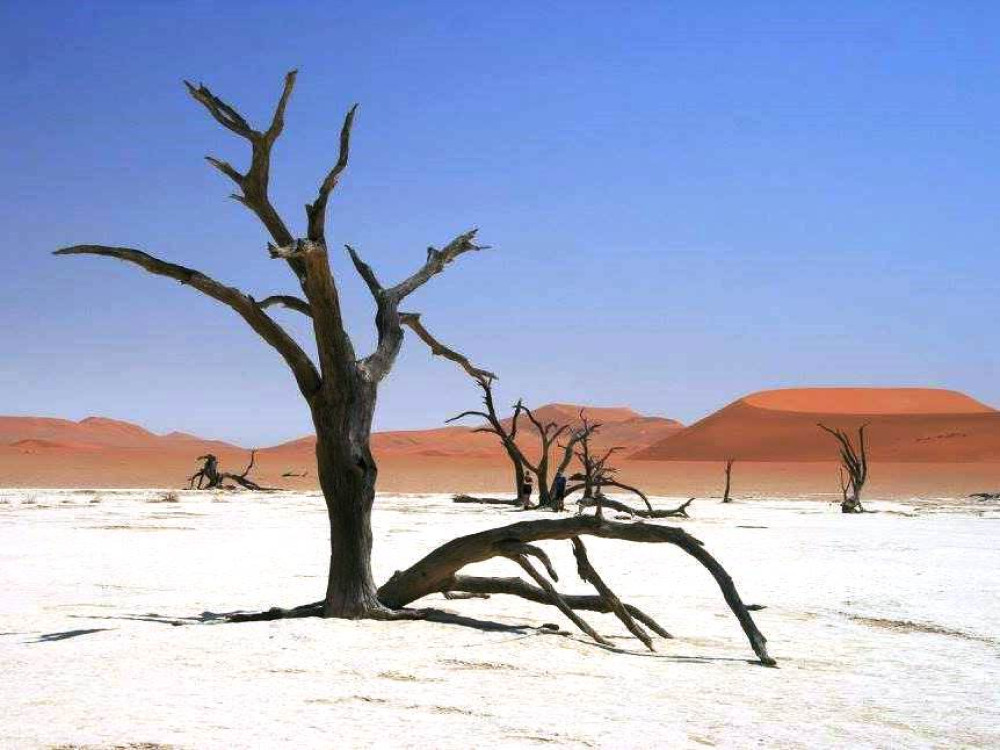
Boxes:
[841,489,863,514]
[312,388,382,618]
[722,459,734,503]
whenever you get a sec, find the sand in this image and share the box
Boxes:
[1,489,998,748]
[635,388,1000,463]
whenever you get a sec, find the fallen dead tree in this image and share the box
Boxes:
[452,494,520,506]
[577,496,695,518]
[969,492,1000,501]
[187,450,272,491]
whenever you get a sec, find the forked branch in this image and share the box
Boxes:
[307,104,359,243]
[185,72,299,266]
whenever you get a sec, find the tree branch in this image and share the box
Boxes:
[571,537,654,650]
[446,575,671,638]
[399,312,497,381]
[258,295,313,317]
[306,104,359,243]
[185,71,301,279]
[54,245,321,396]
[389,229,489,301]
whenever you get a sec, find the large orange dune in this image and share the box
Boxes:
[632,387,1000,462]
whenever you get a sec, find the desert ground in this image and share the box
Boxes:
[2,489,997,748]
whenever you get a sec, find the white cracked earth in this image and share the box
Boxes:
[1,489,998,749]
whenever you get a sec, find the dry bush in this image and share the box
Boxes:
[148,491,180,504]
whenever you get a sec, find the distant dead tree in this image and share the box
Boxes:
[818,423,869,513]
[447,376,528,507]
[567,421,693,518]
[721,459,735,503]
[54,71,773,664]
[188,450,270,491]
[509,405,602,510]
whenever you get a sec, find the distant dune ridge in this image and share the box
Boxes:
[0,416,240,452]
[2,388,999,494]
[262,404,683,460]
[632,388,1000,462]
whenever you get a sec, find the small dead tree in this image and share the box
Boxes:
[721,458,735,503]
[188,450,270,491]
[447,376,528,506]
[516,404,570,509]
[564,420,693,518]
[818,423,869,513]
[54,71,773,665]
[511,405,598,510]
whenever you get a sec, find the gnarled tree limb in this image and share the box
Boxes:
[53,246,320,396]
[307,104,359,243]
[390,230,489,301]
[399,313,497,381]
[572,537,653,650]
[446,575,671,638]
[185,71,301,278]
[258,295,312,317]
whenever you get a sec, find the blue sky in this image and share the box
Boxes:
[2,1,999,445]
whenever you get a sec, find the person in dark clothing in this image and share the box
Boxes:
[551,471,568,509]
[519,473,533,508]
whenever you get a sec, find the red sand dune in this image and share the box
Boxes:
[0,416,240,452]
[632,388,1000,463]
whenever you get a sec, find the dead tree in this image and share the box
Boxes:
[188,450,270,491]
[722,458,735,503]
[447,376,529,506]
[818,423,869,513]
[562,421,657,514]
[515,404,570,509]
[510,405,595,510]
[188,454,220,489]
[55,71,773,664]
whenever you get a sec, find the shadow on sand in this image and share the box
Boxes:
[27,627,113,643]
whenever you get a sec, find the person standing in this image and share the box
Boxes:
[519,473,534,508]
[551,471,568,510]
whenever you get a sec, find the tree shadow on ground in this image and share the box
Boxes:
[68,608,540,635]
[27,627,113,643]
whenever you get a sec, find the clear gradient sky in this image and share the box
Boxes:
[2,1,999,445]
